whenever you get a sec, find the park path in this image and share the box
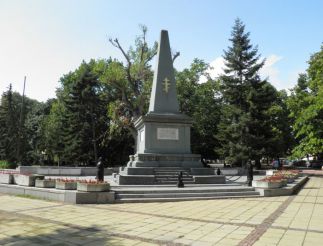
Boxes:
[1,177,323,245]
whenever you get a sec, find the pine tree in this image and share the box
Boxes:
[0,84,19,164]
[61,61,106,165]
[218,19,275,167]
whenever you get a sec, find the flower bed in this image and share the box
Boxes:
[13,174,44,186]
[35,179,56,188]
[77,180,110,192]
[252,175,286,189]
[55,178,77,190]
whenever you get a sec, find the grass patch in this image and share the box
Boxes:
[15,194,50,201]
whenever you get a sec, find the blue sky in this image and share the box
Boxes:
[1,0,322,101]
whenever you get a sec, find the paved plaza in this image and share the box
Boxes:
[0,177,323,246]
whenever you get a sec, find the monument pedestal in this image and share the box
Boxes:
[118,152,225,185]
[115,30,225,185]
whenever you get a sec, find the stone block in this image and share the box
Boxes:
[193,175,225,184]
[55,181,77,190]
[0,173,14,184]
[58,168,81,176]
[35,179,56,188]
[121,167,154,175]
[77,182,110,192]
[117,175,155,185]
[16,166,39,174]
[190,168,215,175]
[73,191,115,204]
[252,180,283,189]
[0,184,25,195]
[47,168,60,175]
[13,174,44,186]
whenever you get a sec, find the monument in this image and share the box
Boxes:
[116,30,225,185]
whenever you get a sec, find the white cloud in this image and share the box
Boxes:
[199,57,226,83]
[200,54,297,91]
[259,54,283,89]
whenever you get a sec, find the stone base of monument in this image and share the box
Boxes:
[0,183,115,204]
[116,153,226,185]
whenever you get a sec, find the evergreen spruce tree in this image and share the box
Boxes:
[61,61,105,165]
[0,84,19,164]
[218,19,276,167]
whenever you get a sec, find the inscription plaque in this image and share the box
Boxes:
[157,128,179,140]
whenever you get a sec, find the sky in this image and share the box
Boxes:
[0,0,322,102]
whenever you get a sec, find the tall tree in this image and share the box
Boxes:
[288,45,323,159]
[97,26,157,143]
[267,90,295,160]
[0,85,18,165]
[60,61,108,165]
[176,59,221,159]
[218,18,276,167]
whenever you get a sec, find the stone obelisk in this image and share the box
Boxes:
[116,30,224,185]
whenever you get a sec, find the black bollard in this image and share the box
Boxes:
[177,171,184,188]
[246,161,253,186]
[96,157,104,182]
[216,168,221,175]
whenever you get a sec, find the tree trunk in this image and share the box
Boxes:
[255,158,261,169]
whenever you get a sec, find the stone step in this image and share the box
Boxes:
[116,191,259,199]
[154,181,195,185]
[154,175,193,179]
[155,177,193,180]
[154,168,191,172]
[154,171,191,175]
[113,187,256,194]
[115,194,261,203]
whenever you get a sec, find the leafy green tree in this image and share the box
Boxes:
[218,18,276,167]
[42,99,66,165]
[266,90,295,160]
[176,59,221,159]
[24,99,53,164]
[97,26,157,143]
[288,46,323,159]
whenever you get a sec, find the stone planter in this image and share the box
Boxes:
[55,181,77,190]
[0,173,14,184]
[35,179,56,188]
[77,182,110,192]
[13,174,44,186]
[252,180,284,189]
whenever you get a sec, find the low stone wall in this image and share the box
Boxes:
[15,166,117,176]
[256,176,308,197]
[220,168,246,176]
[0,184,115,204]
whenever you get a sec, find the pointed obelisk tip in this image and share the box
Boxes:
[148,29,180,114]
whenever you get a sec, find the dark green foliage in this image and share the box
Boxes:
[0,84,47,166]
[288,46,323,159]
[0,85,18,165]
[176,59,221,159]
[218,19,276,167]
[267,90,295,159]
[59,61,109,165]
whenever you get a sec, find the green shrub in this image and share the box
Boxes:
[0,160,16,169]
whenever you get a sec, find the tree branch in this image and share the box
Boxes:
[172,51,180,63]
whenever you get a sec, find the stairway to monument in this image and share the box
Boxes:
[154,167,194,184]
[113,185,261,203]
